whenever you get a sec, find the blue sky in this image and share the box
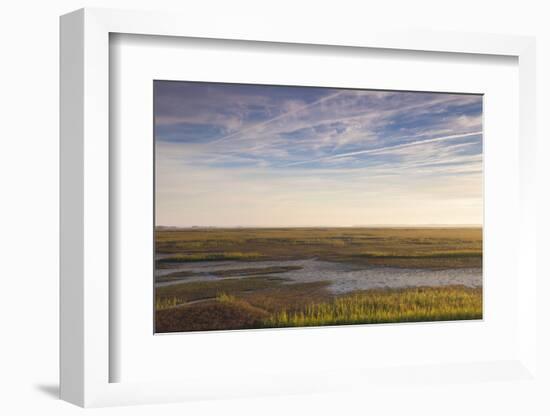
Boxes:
[155,81,483,227]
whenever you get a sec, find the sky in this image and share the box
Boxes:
[154,81,483,227]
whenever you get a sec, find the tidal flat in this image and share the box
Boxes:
[154,227,482,333]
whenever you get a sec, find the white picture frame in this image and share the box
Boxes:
[60,7,538,408]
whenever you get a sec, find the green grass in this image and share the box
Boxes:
[261,286,482,327]
[156,284,482,331]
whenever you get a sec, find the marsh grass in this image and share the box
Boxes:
[155,227,482,268]
[156,285,482,330]
[156,297,185,310]
[356,249,481,258]
[157,251,263,263]
[154,227,483,331]
[262,286,482,327]
[155,276,290,310]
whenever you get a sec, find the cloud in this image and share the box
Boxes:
[286,131,482,166]
[154,81,483,226]
[209,90,347,144]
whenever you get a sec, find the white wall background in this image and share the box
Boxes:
[0,1,548,415]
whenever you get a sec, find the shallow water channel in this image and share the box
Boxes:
[156,258,482,294]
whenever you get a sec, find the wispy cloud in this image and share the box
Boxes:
[286,131,482,166]
[154,81,483,226]
[209,90,346,144]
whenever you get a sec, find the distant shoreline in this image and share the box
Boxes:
[156,225,483,230]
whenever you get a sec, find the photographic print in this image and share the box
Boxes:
[154,81,483,333]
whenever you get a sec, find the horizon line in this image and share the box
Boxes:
[156,224,483,229]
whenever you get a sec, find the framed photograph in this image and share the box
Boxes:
[153,81,484,334]
[60,8,538,408]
